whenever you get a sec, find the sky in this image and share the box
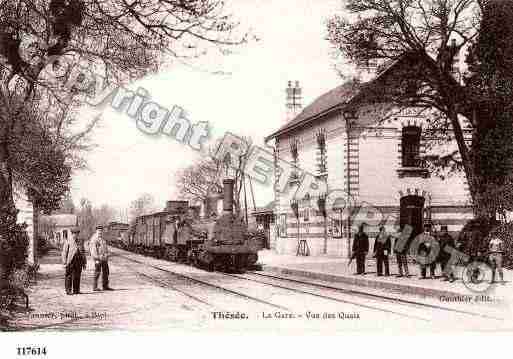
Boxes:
[70,0,348,215]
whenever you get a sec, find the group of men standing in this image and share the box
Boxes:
[352,223,505,284]
[61,225,112,295]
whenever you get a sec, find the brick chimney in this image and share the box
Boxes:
[285,80,302,123]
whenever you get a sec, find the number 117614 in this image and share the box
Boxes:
[17,347,47,356]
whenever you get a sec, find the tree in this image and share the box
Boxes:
[77,198,120,240]
[465,0,513,217]
[174,140,253,215]
[174,158,224,204]
[129,193,158,222]
[93,204,117,227]
[326,0,513,217]
[11,104,73,215]
[0,98,72,271]
[77,198,95,240]
[0,0,248,244]
[53,192,76,215]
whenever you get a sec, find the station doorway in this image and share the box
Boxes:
[399,195,425,239]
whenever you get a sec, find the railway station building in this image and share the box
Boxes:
[264,55,473,258]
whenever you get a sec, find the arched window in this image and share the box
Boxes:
[401,126,421,167]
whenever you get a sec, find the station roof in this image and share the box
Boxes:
[265,81,362,141]
[265,53,432,141]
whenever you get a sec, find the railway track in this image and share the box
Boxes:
[111,248,505,323]
[111,250,430,322]
[114,252,290,311]
[226,271,505,322]
[127,267,214,307]
[223,272,432,321]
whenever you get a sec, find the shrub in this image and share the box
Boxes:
[0,223,29,285]
[37,236,51,256]
[9,264,38,289]
[458,217,499,257]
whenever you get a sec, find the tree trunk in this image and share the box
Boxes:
[27,201,39,267]
[445,105,495,219]
[0,158,17,284]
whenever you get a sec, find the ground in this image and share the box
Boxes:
[3,247,512,332]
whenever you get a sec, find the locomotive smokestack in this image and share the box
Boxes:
[223,179,235,214]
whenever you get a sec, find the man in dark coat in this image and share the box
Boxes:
[62,227,87,295]
[416,225,438,279]
[393,229,410,277]
[373,226,391,276]
[352,223,369,275]
[438,225,456,281]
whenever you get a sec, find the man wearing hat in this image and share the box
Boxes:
[416,224,438,279]
[90,225,112,291]
[352,223,370,275]
[438,225,456,282]
[62,227,87,295]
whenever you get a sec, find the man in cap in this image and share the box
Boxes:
[352,223,370,275]
[90,225,113,291]
[489,233,505,284]
[373,226,391,276]
[62,227,87,295]
[438,225,456,281]
[393,227,410,278]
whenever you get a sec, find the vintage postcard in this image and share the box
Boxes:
[1,0,513,351]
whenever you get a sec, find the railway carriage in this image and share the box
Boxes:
[103,222,129,249]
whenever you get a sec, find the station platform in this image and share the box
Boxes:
[257,250,513,300]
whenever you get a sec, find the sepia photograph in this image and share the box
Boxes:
[0,0,512,351]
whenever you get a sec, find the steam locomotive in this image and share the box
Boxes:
[111,179,263,272]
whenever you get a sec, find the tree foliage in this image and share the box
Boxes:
[465,0,513,214]
[174,139,253,216]
[0,99,71,276]
[0,0,248,96]
[0,98,72,214]
[129,193,158,222]
[53,192,76,215]
[77,198,119,240]
[0,0,248,254]
[0,221,28,285]
[327,0,513,217]
[77,198,95,241]
[174,158,224,203]
[94,204,118,227]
